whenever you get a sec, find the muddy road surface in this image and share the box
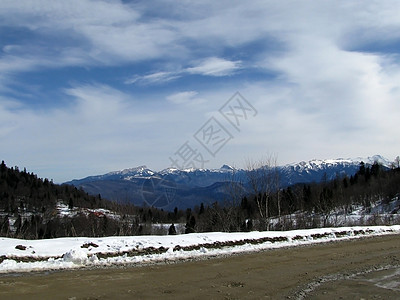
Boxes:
[1,234,399,299]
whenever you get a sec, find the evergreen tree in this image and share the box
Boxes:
[358,161,366,175]
[168,223,177,235]
[185,215,196,233]
[199,203,205,215]
[68,198,74,210]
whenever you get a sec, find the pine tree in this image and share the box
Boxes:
[168,223,177,235]
[358,162,366,176]
[68,198,74,210]
[199,203,205,215]
[185,215,196,233]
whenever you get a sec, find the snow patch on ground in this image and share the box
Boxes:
[0,225,399,274]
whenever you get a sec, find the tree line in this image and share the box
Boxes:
[183,159,400,232]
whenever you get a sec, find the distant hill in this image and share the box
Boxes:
[65,155,391,210]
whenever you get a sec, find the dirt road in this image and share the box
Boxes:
[1,234,399,299]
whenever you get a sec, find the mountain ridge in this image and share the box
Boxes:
[65,155,392,210]
[72,154,390,180]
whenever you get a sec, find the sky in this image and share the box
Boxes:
[1,1,400,183]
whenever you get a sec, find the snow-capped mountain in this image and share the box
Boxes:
[65,155,391,210]
[281,155,391,185]
[69,165,156,182]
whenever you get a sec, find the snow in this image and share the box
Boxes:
[0,225,399,274]
[286,155,392,171]
[55,202,121,220]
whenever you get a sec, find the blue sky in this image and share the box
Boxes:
[1,1,400,183]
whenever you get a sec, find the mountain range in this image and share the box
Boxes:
[65,155,391,210]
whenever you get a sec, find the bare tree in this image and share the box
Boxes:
[394,156,400,169]
[223,167,247,231]
[245,154,280,230]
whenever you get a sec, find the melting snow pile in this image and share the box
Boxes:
[0,225,399,273]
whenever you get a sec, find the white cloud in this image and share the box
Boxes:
[127,57,242,85]
[125,71,181,85]
[186,57,241,77]
[0,0,139,30]
[1,1,400,72]
[0,48,90,75]
[0,0,184,70]
[166,91,198,104]
[264,33,400,132]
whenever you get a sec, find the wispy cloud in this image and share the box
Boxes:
[0,0,183,70]
[186,57,242,77]
[126,57,242,85]
[166,91,199,104]
[125,71,181,85]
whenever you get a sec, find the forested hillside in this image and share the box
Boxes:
[0,161,106,212]
[240,161,400,230]
[0,161,178,238]
[179,161,400,232]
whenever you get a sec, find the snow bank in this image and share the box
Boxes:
[63,249,90,264]
[0,225,399,274]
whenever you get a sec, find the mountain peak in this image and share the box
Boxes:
[288,155,391,168]
[367,155,391,165]
[108,165,148,174]
[103,165,155,179]
[220,164,234,171]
